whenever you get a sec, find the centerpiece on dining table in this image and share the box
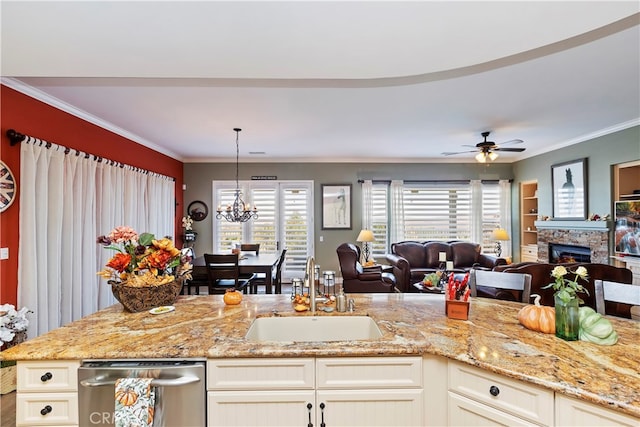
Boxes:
[97,226,193,312]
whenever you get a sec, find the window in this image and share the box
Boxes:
[366,181,510,255]
[213,181,313,279]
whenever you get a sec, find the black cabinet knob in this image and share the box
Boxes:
[489,385,500,396]
[40,372,53,382]
[40,405,52,415]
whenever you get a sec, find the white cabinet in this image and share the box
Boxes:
[555,394,640,427]
[207,356,423,427]
[16,360,80,427]
[448,361,554,426]
[316,357,423,426]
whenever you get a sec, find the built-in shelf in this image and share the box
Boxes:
[520,181,538,261]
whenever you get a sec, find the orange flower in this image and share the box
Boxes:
[146,249,173,270]
[107,253,132,272]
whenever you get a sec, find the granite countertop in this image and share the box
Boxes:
[1,293,639,418]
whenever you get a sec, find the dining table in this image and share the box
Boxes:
[190,253,280,294]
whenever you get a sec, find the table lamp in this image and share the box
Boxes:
[492,228,510,257]
[356,229,375,264]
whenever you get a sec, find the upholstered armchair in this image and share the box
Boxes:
[336,243,396,293]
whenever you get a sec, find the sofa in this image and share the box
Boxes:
[493,262,633,316]
[336,243,397,293]
[385,241,507,292]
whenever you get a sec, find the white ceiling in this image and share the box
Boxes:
[2,1,639,163]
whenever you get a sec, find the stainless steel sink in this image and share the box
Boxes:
[245,316,383,342]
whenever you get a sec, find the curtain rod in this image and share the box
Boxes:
[6,129,175,180]
[358,179,513,184]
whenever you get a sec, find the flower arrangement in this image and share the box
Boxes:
[181,215,194,231]
[0,304,31,346]
[543,265,589,304]
[97,226,192,288]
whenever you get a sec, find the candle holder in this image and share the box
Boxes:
[322,271,336,296]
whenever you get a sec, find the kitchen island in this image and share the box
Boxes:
[2,293,639,426]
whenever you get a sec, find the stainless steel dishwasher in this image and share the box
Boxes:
[78,360,206,426]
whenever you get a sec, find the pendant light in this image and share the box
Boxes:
[216,128,258,222]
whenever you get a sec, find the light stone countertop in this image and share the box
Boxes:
[1,293,639,418]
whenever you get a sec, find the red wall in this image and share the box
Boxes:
[0,85,184,306]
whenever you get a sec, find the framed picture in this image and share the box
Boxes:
[551,158,588,220]
[322,184,352,229]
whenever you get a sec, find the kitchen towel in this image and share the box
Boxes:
[114,377,155,427]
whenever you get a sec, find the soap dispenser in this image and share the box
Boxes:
[336,285,347,312]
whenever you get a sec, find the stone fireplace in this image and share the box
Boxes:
[534,220,610,264]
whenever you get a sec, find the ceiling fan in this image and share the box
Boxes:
[443,131,525,162]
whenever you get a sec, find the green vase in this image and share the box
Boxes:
[554,294,580,341]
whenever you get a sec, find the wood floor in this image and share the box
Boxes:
[0,391,16,427]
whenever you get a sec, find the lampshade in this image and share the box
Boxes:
[475,151,499,163]
[492,228,510,241]
[356,229,375,242]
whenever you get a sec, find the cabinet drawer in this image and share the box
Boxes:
[16,392,78,426]
[449,362,553,426]
[317,357,422,389]
[448,392,540,426]
[207,358,314,390]
[17,361,79,392]
[555,394,640,427]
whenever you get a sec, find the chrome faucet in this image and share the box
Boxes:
[305,256,327,313]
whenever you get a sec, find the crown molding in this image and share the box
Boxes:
[1,77,183,162]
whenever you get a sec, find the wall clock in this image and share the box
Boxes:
[0,160,16,213]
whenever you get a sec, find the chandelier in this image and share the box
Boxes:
[216,128,258,222]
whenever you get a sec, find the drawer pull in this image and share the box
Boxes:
[40,372,53,382]
[307,402,313,427]
[40,405,52,416]
[489,385,500,396]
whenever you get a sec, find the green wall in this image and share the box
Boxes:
[511,125,640,262]
[183,125,639,273]
[183,162,513,274]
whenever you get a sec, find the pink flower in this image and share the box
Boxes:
[108,226,138,243]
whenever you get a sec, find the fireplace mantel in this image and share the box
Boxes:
[534,220,610,231]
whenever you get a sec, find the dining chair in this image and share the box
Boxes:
[594,279,640,319]
[203,253,254,294]
[250,249,287,294]
[469,269,532,303]
[241,243,260,256]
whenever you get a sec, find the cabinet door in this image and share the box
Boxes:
[208,390,315,427]
[316,389,424,427]
[448,392,539,427]
[555,394,640,427]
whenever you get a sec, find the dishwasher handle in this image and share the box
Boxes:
[80,374,201,388]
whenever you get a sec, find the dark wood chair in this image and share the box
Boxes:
[241,243,260,256]
[204,253,254,294]
[250,249,287,294]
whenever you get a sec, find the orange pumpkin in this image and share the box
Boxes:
[517,294,555,334]
[115,388,138,406]
[223,288,243,305]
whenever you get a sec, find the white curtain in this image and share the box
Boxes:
[499,179,512,259]
[19,140,175,339]
[361,180,373,230]
[389,180,405,243]
[470,180,483,244]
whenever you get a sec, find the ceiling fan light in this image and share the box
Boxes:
[475,152,486,163]
[488,152,499,161]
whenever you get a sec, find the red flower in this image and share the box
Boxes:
[107,253,132,273]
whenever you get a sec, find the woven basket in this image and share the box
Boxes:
[110,279,183,313]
